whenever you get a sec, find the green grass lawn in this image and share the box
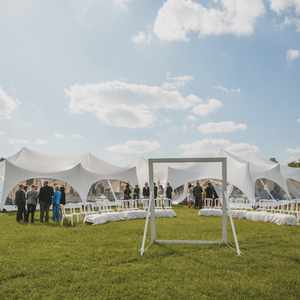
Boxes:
[0,207,299,300]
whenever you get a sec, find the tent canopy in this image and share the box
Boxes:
[0,148,138,208]
[1,148,300,208]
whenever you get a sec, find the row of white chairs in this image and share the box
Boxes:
[202,198,222,209]
[257,199,300,223]
[61,197,173,225]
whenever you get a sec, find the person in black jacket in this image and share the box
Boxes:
[165,182,173,200]
[205,181,218,207]
[133,185,140,200]
[38,181,54,223]
[124,183,131,200]
[60,186,66,206]
[142,183,150,198]
[193,181,203,209]
[15,185,26,222]
[153,183,158,199]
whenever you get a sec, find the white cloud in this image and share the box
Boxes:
[282,16,300,31]
[65,80,202,128]
[287,48,300,61]
[198,121,247,134]
[113,0,131,9]
[8,138,30,145]
[287,147,300,154]
[34,139,48,145]
[71,133,84,139]
[213,85,241,94]
[132,30,152,46]
[179,138,259,156]
[54,132,83,140]
[192,98,223,116]
[270,0,300,15]
[270,1,300,32]
[297,117,300,122]
[9,138,48,146]
[0,131,6,136]
[0,0,33,17]
[107,140,161,156]
[286,146,300,162]
[54,132,65,139]
[153,0,265,42]
[0,87,19,119]
[162,72,194,90]
[187,115,197,122]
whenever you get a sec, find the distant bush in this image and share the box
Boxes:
[289,161,300,168]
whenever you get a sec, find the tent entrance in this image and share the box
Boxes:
[140,157,241,256]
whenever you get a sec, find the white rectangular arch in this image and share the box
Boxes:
[140,157,241,256]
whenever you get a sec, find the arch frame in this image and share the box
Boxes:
[140,157,241,257]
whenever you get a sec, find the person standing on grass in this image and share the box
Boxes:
[124,183,131,200]
[52,186,62,222]
[166,182,173,200]
[38,181,54,223]
[193,181,203,209]
[60,186,66,206]
[153,183,158,199]
[15,185,26,223]
[205,181,218,207]
[133,185,140,200]
[187,183,194,208]
[26,185,38,223]
[142,183,150,198]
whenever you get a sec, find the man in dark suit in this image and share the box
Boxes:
[165,182,173,200]
[38,181,54,223]
[133,185,140,200]
[15,185,26,222]
[205,181,218,207]
[153,183,158,199]
[193,181,203,209]
[142,183,150,198]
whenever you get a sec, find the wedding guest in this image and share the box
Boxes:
[133,185,140,200]
[26,185,38,223]
[166,182,173,200]
[60,186,66,206]
[52,186,62,222]
[142,183,150,198]
[124,183,132,200]
[38,181,54,223]
[187,183,194,208]
[193,181,203,209]
[205,181,218,207]
[15,185,26,223]
[154,183,158,199]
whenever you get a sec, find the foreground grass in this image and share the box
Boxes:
[0,207,299,300]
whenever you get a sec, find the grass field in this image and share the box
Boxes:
[0,207,300,300]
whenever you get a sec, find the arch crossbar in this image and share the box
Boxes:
[140,157,241,256]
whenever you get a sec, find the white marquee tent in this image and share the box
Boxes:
[167,150,300,204]
[0,148,138,209]
[1,148,300,209]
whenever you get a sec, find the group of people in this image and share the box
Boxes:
[123,182,173,200]
[15,181,66,224]
[187,181,218,209]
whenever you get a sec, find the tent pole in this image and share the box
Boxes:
[260,179,275,201]
[229,213,241,256]
[107,179,117,202]
[222,159,228,244]
[149,159,157,243]
[140,159,156,256]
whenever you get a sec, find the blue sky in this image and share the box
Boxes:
[0,0,299,165]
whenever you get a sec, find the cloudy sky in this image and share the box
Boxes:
[0,0,299,165]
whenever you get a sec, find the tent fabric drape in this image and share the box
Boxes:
[1,148,300,208]
[0,148,138,209]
